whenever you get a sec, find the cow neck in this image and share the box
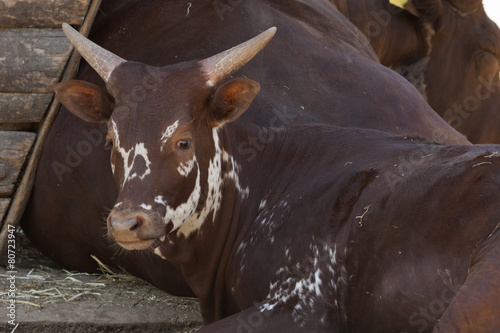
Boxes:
[197,121,326,322]
[156,124,249,322]
[164,121,294,322]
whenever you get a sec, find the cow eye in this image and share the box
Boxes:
[176,140,191,150]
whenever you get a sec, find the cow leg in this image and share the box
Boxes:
[433,228,500,332]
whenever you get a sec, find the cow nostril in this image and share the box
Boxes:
[129,216,143,232]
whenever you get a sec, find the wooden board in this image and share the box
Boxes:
[0,0,91,28]
[0,29,72,93]
[0,131,36,197]
[0,93,53,123]
[0,0,102,257]
[0,199,9,222]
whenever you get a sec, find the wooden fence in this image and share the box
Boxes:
[0,0,101,255]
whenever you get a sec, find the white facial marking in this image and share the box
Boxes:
[177,128,224,238]
[177,156,196,177]
[114,202,123,208]
[151,127,250,243]
[154,195,166,206]
[111,120,152,188]
[140,204,152,210]
[154,159,202,231]
[160,120,179,151]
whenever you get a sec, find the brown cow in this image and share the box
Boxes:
[20,0,466,297]
[56,22,500,332]
[337,0,500,143]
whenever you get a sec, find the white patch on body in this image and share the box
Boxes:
[153,246,167,260]
[259,199,267,210]
[236,241,247,256]
[284,246,292,262]
[253,200,289,244]
[260,241,342,327]
[223,150,249,198]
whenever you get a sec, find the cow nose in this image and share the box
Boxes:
[107,211,158,250]
[108,214,145,240]
[113,216,143,233]
[107,210,165,250]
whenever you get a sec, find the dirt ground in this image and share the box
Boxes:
[0,229,203,333]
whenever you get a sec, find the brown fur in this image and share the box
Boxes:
[341,0,500,143]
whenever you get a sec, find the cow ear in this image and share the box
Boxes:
[54,80,114,123]
[208,78,260,126]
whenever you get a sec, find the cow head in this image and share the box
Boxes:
[399,0,500,143]
[55,24,275,251]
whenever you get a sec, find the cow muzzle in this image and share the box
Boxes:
[107,210,164,250]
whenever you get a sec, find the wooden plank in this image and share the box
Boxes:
[0,199,9,222]
[0,0,103,257]
[0,123,36,132]
[0,0,91,28]
[0,29,72,93]
[0,131,36,197]
[0,93,53,123]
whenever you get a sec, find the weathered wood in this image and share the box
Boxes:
[0,0,102,258]
[0,0,91,28]
[0,93,53,123]
[0,123,36,132]
[0,29,72,93]
[0,131,36,197]
[0,199,9,222]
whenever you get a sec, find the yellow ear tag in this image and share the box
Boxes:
[389,0,408,9]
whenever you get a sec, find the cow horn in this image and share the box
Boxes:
[62,23,126,82]
[201,27,277,86]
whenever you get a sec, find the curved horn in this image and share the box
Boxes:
[201,27,277,86]
[62,23,126,82]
